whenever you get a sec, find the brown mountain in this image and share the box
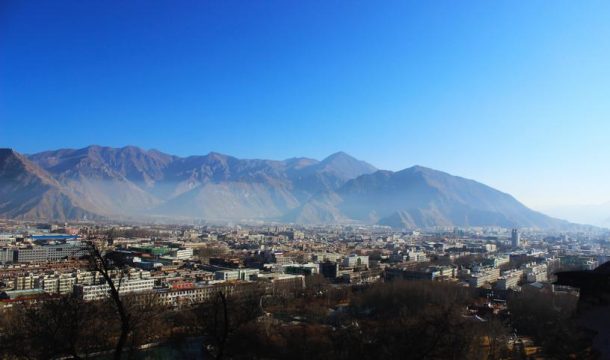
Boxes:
[0,145,581,229]
[24,146,377,221]
[0,149,101,221]
[29,146,166,215]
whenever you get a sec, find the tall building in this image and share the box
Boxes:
[511,229,521,248]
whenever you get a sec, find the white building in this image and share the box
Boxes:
[485,244,497,253]
[170,248,194,260]
[496,269,523,290]
[42,274,77,295]
[525,263,548,283]
[405,250,428,262]
[272,252,293,266]
[342,255,369,268]
[75,278,155,301]
[214,268,259,281]
[0,248,15,264]
[14,243,88,263]
[492,255,510,268]
[468,267,500,288]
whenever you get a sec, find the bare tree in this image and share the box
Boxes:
[85,239,131,360]
[212,292,229,360]
[0,294,111,360]
[194,285,264,360]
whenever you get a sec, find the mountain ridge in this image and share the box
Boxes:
[331,166,562,228]
[0,145,581,229]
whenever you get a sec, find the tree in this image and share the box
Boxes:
[85,239,131,360]
[507,289,593,358]
[304,274,329,298]
[193,286,264,359]
[0,295,111,359]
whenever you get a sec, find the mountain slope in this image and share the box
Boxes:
[30,145,176,187]
[153,181,300,220]
[29,146,164,215]
[290,166,568,229]
[0,149,101,221]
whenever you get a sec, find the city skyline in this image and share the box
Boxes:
[3,1,610,210]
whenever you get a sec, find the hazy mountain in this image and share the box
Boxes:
[149,151,377,219]
[24,146,377,221]
[29,145,175,186]
[287,152,378,199]
[306,151,378,182]
[0,145,577,229]
[289,166,569,229]
[29,146,165,215]
[0,149,101,221]
[154,182,300,220]
[159,152,288,198]
[542,203,610,228]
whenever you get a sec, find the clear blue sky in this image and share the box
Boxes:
[1,1,610,209]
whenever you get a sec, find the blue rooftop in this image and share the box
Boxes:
[31,235,78,240]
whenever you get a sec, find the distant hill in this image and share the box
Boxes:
[0,145,578,229]
[542,202,610,228]
[288,166,568,229]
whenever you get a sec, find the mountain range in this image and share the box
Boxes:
[0,145,576,229]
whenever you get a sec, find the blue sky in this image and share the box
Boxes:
[1,1,610,209]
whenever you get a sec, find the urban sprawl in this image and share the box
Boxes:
[1,220,609,357]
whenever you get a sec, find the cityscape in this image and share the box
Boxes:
[0,218,608,358]
[3,1,610,359]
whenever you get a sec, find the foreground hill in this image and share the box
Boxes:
[0,145,575,229]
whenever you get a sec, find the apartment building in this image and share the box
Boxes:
[496,269,523,290]
[214,268,259,281]
[14,244,88,263]
[75,278,156,301]
[468,267,500,288]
